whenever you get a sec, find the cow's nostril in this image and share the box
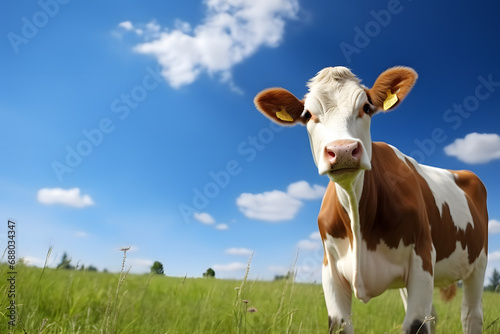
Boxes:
[327,150,336,159]
[352,145,361,159]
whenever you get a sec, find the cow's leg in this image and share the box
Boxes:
[402,251,434,334]
[400,287,437,334]
[322,261,353,333]
[461,253,486,334]
[399,288,438,334]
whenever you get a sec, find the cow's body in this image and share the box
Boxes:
[254,66,488,333]
[319,142,488,333]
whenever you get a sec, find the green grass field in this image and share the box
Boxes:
[0,261,499,333]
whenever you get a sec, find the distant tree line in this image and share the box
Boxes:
[57,252,99,272]
[57,253,169,275]
[203,268,215,278]
[274,271,294,281]
[486,268,500,292]
[151,261,164,275]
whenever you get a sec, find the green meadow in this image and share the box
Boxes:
[0,262,499,333]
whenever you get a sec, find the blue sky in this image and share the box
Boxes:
[1,0,499,283]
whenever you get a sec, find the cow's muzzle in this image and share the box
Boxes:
[324,139,362,173]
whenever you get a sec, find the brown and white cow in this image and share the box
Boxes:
[254,66,488,334]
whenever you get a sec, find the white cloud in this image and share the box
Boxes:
[124,0,299,90]
[213,262,247,272]
[287,181,326,200]
[194,213,230,230]
[118,20,158,37]
[144,21,161,37]
[237,190,302,222]
[175,19,191,33]
[444,133,500,164]
[74,231,88,238]
[129,258,153,266]
[489,219,500,234]
[295,233,324,282]
[226,247,253,256]
[236,181,326,222]
[296,230,322,258]
[194,212,215,224]
[127,258,155,273]
[309,231,321,240]
[297,239,321,250]
[118,21,134,31]
[37,187,94,208]
[489,251,500,262]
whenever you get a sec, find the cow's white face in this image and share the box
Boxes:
[303,68,373,181]
[254,66,418,185]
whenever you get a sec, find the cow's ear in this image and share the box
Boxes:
[254,88,305,125]
[367,66,418,112]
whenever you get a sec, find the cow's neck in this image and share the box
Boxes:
[334,170,367,300]
[334,171,365,211]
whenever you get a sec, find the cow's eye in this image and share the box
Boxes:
[363,103,371,114]
[303,110,312,121]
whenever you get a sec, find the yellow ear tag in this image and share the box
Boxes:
[276,107,294,122]
[383,89,399,111]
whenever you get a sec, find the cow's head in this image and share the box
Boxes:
[254,66,417,184]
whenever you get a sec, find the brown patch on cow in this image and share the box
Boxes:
[408,166,488,264]
[453,170,488,253]
[439,283,457,302]
[318,181,352,266]
[428,202,456,261]
[318,182,351,243]
[359,143,434,274]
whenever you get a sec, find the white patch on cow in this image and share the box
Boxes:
[434,242,485,285]
[323,234,413,302]
[388,145,473,230]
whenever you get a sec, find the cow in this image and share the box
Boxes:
[253,66,488,334]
